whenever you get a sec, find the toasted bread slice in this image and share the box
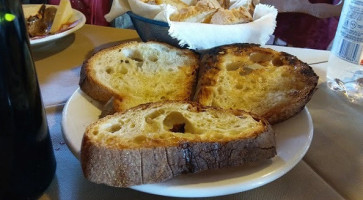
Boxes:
[217,0,230,9]
[195,0,222,8]
[230,0,258,15]
[81,101,276,187]
[210,6,253,25]
[247,0,258,15]
[170,0,221,23]
[79,41,199,111]
[194,43,318,124]
[141,0,157,4]
[155,0,188,9]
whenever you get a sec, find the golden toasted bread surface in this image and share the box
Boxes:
[81,101,275,187]
[194,43,318,124]
[79,41,199,111]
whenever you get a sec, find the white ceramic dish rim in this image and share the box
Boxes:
[61,88,313,198]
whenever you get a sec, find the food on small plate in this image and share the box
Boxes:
[77,41,318,187]
[79,41,318,125]
[26,0,74,38]
[26,4,56,37]
[49,0,73,33]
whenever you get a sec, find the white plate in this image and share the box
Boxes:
[62,88,314,198]
[22,4,86,46]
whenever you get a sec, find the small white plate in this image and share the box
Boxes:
[22,4,86,46]
[62,88,313,198]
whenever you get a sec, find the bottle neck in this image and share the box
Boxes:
[0,0,31,48]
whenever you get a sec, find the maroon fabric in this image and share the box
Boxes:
[274,13,339,49]
[48,0,110,26]
[274,0,339,49]
[273,0,340,49]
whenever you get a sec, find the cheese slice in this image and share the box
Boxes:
[50,0,73,33]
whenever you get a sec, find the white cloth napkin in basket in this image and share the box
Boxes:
[105,0,278,50]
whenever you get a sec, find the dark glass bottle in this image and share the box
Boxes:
[0,0,56,199]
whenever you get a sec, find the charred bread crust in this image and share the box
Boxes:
[81,133,276,187]
[81,101,276,187]
[194,43,319,124]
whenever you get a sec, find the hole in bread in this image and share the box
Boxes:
[272,57,283,66]
[249,52,273,63]
[146,109,166,120]
[239,67,254,76]
[148,55,158,62]
[226,62,240,71]
[106,67,114,74]
[107,124,121,133]
[131,57,143,62]
[123,49,143,63]
[163,112,193,134]
[130,123,136,128]
[92,130,98,135]
[169,123,185,133]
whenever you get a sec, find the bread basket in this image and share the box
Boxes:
[127,11,185,48]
